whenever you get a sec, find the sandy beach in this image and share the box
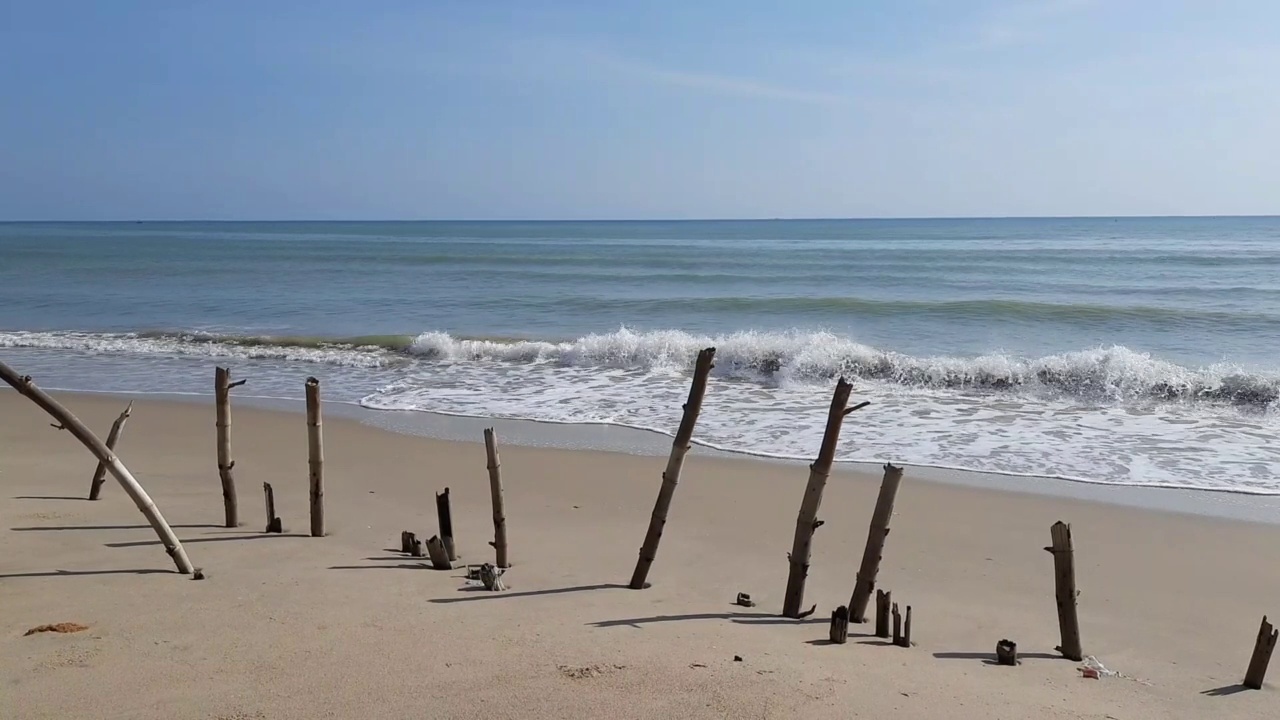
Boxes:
[3,390,1279,719]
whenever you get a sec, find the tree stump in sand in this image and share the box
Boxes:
[829,606,850,644]
[426,535,452,569]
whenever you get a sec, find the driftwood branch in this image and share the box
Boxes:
[783,377,855,618]
[484,428,509,568]
[0,362,193,574]
[88,401,133,500]
[629,347,716,589]
[848,463,905,622]
[214,367,240,528]
[842,401,871,416]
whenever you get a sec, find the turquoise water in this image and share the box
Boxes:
[2,218,1278,492]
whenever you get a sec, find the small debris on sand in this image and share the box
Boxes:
[24,622,89,636]
[558,663,625,679]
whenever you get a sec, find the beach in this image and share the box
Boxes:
[3,390,1279,719]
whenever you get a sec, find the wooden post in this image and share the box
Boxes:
[783,379,867,618]
[263,482,282,533]
[875,589,891,638]
[410,536,425,558]
[1047,521,1083,661]
[425,535,451,569]
[899,605,912,647]
[483,428,509,568]
[305,377,325,537]
[0,362,194,574]
[629,347,716,590]
[848,463,905,622]
[996,639,1018,666]
[401,530,416,554]
[214,367,243,528]
[829,605,850,644]
[1245,615,1278,689]
[436,487,456,561]
[88,401,133,500]
[892,603,902,645]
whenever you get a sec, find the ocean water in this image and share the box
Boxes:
[2,218,1278,494]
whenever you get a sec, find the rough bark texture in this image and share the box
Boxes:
[848,463,905,622]
[1048,521,1083,661]
[782,378,856,618]
[88,401,132,500]
[305,377,325,537]
[214,367,240,528]
[1245,615,1278,690]
[0,362,193,574]
[629,347,716,590]
[875,589,892,638]
[483,428,509,568]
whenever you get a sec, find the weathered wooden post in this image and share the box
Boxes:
[783,379,868,618]
[88,401,133,500]
[996,639,1018,666]
[0,362,194,574]
[425,535,451,569]
[875,589,892,638]
[305,377,325,537]
[900,605,912,648]
[483,428,509,568]
[1046,521,1083,661]
[892,603,902,645]
[1245,615,1279,689]
[263,482,282,533]
[629,347,716,590]
[829,605,850,644]
[401,530,417,554]
[214,367,244,528]
[849,463,905,621]
[436,487,456,561]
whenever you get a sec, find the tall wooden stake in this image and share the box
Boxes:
[214,367,243,528]
[0,362,194,574]
[783,378,866,618]
[305,377,325,537]
[88,401,133,500]
[629,347,717,590]
[848,463,905,622]
[436,487,456,561]
[1245,615,1278,689]
[1047,521,1083,661]
[483,428,509,568]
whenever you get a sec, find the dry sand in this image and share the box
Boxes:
[2,391,1279,719]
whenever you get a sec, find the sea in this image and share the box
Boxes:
[2,218,1278,495]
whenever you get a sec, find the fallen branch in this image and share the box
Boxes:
[0,362,193,574]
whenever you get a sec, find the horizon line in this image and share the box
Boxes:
[2,213,1278,223]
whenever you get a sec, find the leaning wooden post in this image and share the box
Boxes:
[305,377,325,537]
[1244,615,1278,689]
[848,463,905,621]
[0,362,194,574]
[783,378,866,618]
[436,487,456,561]
[214,367,244,528]
[628,347,716,590]
[1046,521,1083,661]
[483,428,509,568]
[88,401,133,500]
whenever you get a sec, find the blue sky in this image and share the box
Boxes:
[1,1,1276,220]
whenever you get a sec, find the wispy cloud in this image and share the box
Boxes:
[968,0,1099,49]
[588,51,848,107]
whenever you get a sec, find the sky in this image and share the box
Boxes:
[0,0,1277,220]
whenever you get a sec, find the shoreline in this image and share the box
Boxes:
[27,387,1280,526]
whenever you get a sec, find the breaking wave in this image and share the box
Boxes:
[2,327,1276,409]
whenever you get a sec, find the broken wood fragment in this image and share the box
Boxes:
[263,482,282,533]
[996,639,1018,666]
[88,401,132,500]
[1245,615,1278,690]
[425,535,452,569]
[436,487,456,561]
[829,605,850,644]
[875,589,891,638]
